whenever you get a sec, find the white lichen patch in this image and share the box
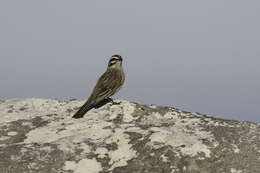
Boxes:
[125,126,147,137]
[64,161,77,171]
[96,147,108,159]
[231,144,240,153]
[145,111,217,158]
[106,128,137,170]
[7,131,18,136]
[149,127,212,157]
[0,98,73,124]
[1,98,138,171]
[160,154,168,162]
[231,168,242,173]
[64,158,102,173]
[0,136,10,141]
[140,112,167,126]
[105,100,137,123]
[23,114,113,152]
[121,101,137,123]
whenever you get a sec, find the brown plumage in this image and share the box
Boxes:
[72,55,124,119]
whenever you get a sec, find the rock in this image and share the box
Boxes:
[0,98,259,173]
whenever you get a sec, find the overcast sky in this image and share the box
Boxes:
[0,1,259,122]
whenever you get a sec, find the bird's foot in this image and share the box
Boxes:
[112,101,121,105]
[108,98,121,105]
[94,98,121,108]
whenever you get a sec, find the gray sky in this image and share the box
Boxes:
[0,0,259,122]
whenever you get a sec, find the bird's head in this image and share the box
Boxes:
[108,54,123,68]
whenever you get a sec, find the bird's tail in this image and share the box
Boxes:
[72,100,94,119]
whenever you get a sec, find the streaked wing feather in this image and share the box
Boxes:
[72,70,117,119]
[90,69,122,104]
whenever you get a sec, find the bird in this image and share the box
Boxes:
[72,54,125,119]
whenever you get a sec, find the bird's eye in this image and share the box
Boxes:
[110,58,118,62]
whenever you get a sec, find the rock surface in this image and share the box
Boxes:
[0,98,259,173]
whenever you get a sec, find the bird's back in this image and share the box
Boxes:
[72,67,124,118]
[89,68,124,105]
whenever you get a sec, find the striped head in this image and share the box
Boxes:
[108,54,123,68]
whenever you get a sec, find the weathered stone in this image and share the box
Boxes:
[0,98,259,173]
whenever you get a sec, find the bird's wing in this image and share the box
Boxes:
[72,68,123,119]
[90,68,123,104]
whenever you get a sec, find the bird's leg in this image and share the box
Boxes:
[94,98,121,109]
[108,97,121,105]
[106,97,114,103]
[94,98,111,109]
